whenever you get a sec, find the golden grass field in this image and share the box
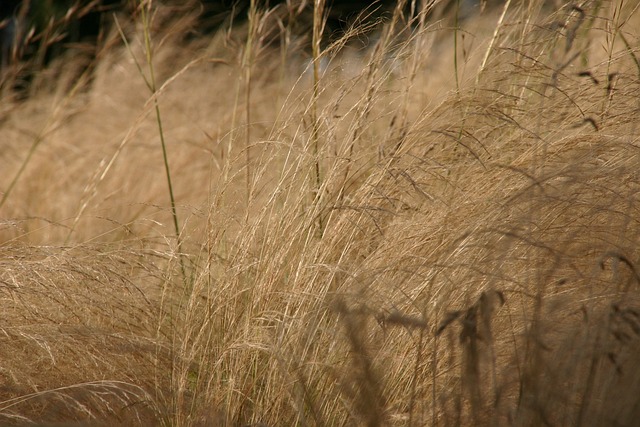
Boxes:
[1,0,640,425]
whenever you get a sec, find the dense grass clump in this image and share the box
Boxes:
[1,1,640,425]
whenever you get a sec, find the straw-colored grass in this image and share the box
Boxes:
[1,0,640,425]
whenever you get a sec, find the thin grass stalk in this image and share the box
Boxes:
[1,61,89,211]
[312,0,326,237]
[475,0,512,86]
[337,0,406,206]
[276,4,294,109]
[448,0,511,191]
[0,7,82,210]
[453,0,461,94]
[0,1,29,98]
[244,0,257,204]
[576,330,603,427]
[140,2,186,280]
[389,0,432,156]
[445,0,464,193]
[0,134,44,210]
[408,326,425,426]
[432,316,438,426]
[601,1,626,116]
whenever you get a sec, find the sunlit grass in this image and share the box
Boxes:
[1,1,640,425]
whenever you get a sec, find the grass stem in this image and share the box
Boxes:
[140,2,185,279]
[311,0,325,237]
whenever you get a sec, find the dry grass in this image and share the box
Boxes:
[1,0,640,425]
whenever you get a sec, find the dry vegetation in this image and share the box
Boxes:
[1,0,640,425]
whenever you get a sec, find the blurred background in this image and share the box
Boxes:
[0,0,488,90]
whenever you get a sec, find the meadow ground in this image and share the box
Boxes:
[1,1,640,425]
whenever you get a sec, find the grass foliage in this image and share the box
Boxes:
[1,0,640,425]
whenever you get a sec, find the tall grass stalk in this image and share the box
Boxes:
[337,0,406,206]
[139,2,185,278]
[448,0,511,189]
[243,0,258,204]
[311,0,326,237]
[453,0,461,94]
[387,0,434,157]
